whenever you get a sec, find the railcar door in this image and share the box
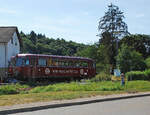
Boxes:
[30,57,37,79]
[36,57,47,78]
[22,58,32,79]
[88,61,96,77]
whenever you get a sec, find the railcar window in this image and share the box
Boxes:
[25,59,30,65]
[30,58,36,66]
[22,58,30,66]
[81,61,88,67]
[64,61,69,67]
[52,59,56,66]
[75,61,80,67]
[38,58,46,66]
[16,58,23,66]
[68,61,73,67]
[55,61,59,66]
[61,61,65,66]
[48,58,52,66]
[93,63,96,68]
[10,58,16,66]
[58,61,62,66]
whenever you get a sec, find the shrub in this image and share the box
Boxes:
[90,72,111,82]
[126,69,150,81]
[117,44,146,73]
[144,69,150,80]
[145,57,150,68]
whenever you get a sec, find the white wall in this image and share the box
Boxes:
[7,32,20,64]
[0,32,20,68]
[0,43,7,67]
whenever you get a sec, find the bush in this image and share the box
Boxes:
[90,72,111,82]
[145,57,150,68]
[96,63,110,73]
[126,69,150,81]
[117,44,146,73]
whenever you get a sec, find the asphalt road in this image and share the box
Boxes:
[12,96,150,115]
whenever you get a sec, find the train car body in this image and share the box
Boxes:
[8,54,96,80]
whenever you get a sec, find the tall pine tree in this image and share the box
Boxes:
[98,3,129,67]
[98,3,129,38]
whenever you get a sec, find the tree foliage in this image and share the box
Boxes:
[99,32,116,65]
[145,57,150,68]
[116,44,146,73]
[75,44,98,61]
[120,34,150,58]
[98,4,129,67]
[20,31,88,56]
[98,3,129,38]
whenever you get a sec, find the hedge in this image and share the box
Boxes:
[90,72,111,82]
[126,69,150,81]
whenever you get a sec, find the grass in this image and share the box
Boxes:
[0,83,29,95]
[125,81,150,92]
[30,81,150,93]
[0,81,150,106]
[29,81,124,93]
[0,91,124,106]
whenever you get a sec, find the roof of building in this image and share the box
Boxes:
[0,26,21,44]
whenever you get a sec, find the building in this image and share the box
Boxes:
[0,26,21,80]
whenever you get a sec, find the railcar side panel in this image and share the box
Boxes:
[8,54,96,80]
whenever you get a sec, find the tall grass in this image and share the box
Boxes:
[0,83,29,95]
[30,81,124,93]
[0,81,150,96]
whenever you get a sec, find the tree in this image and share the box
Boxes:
[30,31,37,45]
[22,38,37,53]
[21,31,88,56]
[75,44,98,61]
[100,32,116,65]
[116,44,146,73]
[98,3,129,67]
[120,34,150,58]
[98,3,129,38]
[96,44,110,73]
[145,57,150,69]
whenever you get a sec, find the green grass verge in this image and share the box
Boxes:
[0,91,124,106]
[29,81,150,93]
[0,81,150,106]
[29,81,124,93]
[0,83,29,95]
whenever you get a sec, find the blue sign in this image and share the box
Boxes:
[114,69,121,77]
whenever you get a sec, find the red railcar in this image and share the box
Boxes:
[8,54,96,80]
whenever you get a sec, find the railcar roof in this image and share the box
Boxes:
[16,54,94,61]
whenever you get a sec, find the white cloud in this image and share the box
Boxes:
[83,11,89,16]
[135,14,145,18]
[33,16,81,26]
[29,16,83,34]
[57,16,81,26]
[0,8,18,15]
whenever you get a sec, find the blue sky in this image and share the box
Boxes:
[0,0,150,44]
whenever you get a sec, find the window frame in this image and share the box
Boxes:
[38,58,47,66]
